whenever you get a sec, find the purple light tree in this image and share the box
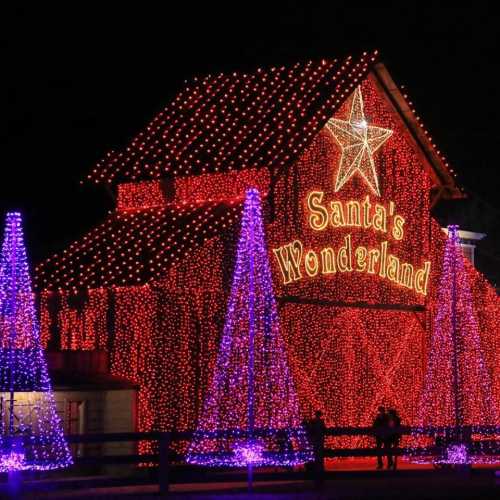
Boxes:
[0,212,72,471]
[187,189,312,468]
[412,225,497,464]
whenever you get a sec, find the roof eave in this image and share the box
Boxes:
[371,62,464,204]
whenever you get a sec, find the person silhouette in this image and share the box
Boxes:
[372,406,388,469]
[310,410,327,486]
[386,408,401,470]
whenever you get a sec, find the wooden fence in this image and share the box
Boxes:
[62,425,499,495]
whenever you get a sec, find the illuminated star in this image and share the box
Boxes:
[325,86,392,196]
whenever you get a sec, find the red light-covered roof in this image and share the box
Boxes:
[35,201,242,291]
[86,53,377,185]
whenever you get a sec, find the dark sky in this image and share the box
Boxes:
[3,3,499,268]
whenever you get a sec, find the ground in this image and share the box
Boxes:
[2,460,498,499]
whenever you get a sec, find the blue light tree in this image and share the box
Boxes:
[0,212,72,471]
[411,225,497,464]
[187,189,312,467]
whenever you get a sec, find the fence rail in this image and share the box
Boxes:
[61,426,500,494]
[65,424,500,443]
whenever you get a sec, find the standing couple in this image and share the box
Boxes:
[373,406,402,470]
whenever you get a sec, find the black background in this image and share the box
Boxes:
[2,3,499,281]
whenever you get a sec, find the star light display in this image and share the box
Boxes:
[444,443,469,464]
[410,225,498,464]
[0,213,72,472]
[187,189,312,466]
[325,86,392,196]
[33,57,500,456]
[233,441,265,465]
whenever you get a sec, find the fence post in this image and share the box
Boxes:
[159,432,171,496]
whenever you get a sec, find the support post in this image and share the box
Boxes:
[7,470,22,499]
[450,231,462,431]
[158,433,170,497]
[246,198,256,493]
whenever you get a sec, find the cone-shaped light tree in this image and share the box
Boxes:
[187,189,312,466]
[0,212,72,471]
[413,225,497,464]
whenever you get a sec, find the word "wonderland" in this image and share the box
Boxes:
[272,192,431,296]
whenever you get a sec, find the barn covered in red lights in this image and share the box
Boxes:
[35,52,500,448]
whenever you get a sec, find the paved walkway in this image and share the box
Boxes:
[14,468,499,500]
[2,460,499,499]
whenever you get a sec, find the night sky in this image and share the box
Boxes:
[3,4,499,277]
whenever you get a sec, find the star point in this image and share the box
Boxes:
[326,87,392,196]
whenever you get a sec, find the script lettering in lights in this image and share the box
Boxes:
[272,85,431,296]
[273,193,430,295]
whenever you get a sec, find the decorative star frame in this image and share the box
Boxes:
[326,86,392,196]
